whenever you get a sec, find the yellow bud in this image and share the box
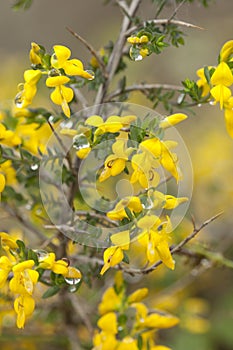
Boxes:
[160,113,188,129]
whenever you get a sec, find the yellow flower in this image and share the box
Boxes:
[159,113,187,129]
[0,256,13,288]
[39,252,69,275]
[29,42,42,65]
[139,47,149,58]
[132,302,179,330]
[10,260,39,295]
[117,337,138,350]
[196,67,212,97]
[0,123,21,147]
[85,115,136,139]
[65,266,82,280]
[128,288,148,304]
[98,287,122,315]
[219,40,233,62]
[15,69,42,109]
[0,231,18,250]
[0,160,17,195]
[151,192,188,210]
[14,294,35,329]
[130,152,160,189]
[92,330,118,350]
[137,215,175,270]
[100,231,130,275]
[97,312,118,334]
[46,75,74,117]
[210,62,233,109]
[127,35,149,44]
[107,196,143,221]
[99,139,134,182]
[16,121,52,155]
[51,45,94,79]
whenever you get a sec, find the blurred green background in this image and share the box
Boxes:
[0,1,233,349]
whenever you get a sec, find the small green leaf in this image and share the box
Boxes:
[137,335,143,350]
[42,285,61,299]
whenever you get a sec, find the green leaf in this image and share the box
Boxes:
[16,239,26,253]
[12,0,33,10]
[122,251,130,264]
[42,285,61,299]
[137,335,143,350]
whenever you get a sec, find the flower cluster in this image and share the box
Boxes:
[0,232,81,328]
[15,43,94,117]
[92,271,179,350]
[196,40,233,137]
[64,112,188,274]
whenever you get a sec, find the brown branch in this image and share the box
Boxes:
[122,212,223,275]
[66,26,106,72]
[106,83,182,101]
[94,0,142,106]
[126,19,204,36]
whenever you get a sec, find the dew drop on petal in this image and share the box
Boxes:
[134,54,143,61]
[60,120,73,129]
[33,249,49,262]
[73,134,90,150]
[15,92,24,108]
[31,164,39,171]
[85,70,95,80]
[142,197,154,210]
[64,277,81,285]
[177,93,185,104]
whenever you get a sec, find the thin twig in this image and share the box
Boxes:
[68,294,94,335]
[2,204,46,241]
[47,120,73,172]
[122,212,223,275]
[66,26,106,72]
[71,84,89,109]
[168,0,187,21]
[106,83,182,101]
[126,19,204,36]
[94,0,142,106]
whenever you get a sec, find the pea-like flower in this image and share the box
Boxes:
[51,45,94,79]
[100,230,130,275]
[210,62,233,109]
[15,69,42,109]
[46,75,74,117]
[137,215,175,270]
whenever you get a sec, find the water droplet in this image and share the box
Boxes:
[15,92,24,108]
[135,54,143,61]
[85,70,95,80]
[25,203,32,210]
[69,285,78,293]
[142,197,154,210]
[197,103,202,107]
[33,249,49,262]
[64,277,81,285]
[177,93,185,104]
[48,115,54,123]
[73,134,90,150]
[31,163,39,171]
[60,120,73,129]
[118,326,123,331]
[209,101,215,106]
